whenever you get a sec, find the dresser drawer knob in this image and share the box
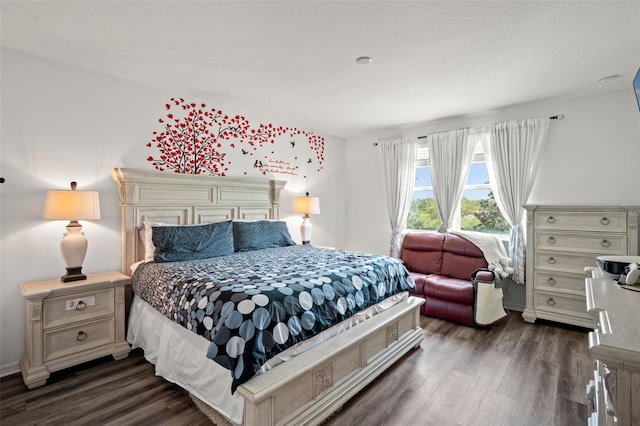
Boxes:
[75,300,87,311]
[547,298,556,306]
[547,236,556,244]
[547,216,556,224]
[601,239,611,248]
[77,331,88,342]
[548,257,556,264]
[601,217,610,225]
[547,277,556,285]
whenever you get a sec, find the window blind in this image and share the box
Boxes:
[416,133,486,167]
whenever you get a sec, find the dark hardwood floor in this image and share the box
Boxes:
[0,311,594,426]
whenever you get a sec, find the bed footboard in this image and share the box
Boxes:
[237,296,425,426]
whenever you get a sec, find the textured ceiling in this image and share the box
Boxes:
[2,1,639,139]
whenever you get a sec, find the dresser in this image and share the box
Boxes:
[522,205,638,328]
[585,267,640,426]
[20,271,131,389]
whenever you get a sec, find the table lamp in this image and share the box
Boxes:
[294,192,320,245]
[43,181,101,282]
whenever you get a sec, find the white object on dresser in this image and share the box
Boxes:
[20,271,131,389]
[522,205,639,328]
[585,267,640,426]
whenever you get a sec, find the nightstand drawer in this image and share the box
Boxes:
[535,232,626,255]
[43,287,115,329]
[44,317,115,362]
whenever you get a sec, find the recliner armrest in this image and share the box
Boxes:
[472,269,495,283]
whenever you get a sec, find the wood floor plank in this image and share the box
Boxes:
[1,311,593,426]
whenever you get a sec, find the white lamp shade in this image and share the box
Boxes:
[294,195,320,215]
[43,190,101,220]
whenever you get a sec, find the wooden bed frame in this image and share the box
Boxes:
[111,167,425,426]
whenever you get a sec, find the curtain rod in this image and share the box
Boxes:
[372,114,564,146]
[414,114,564,140]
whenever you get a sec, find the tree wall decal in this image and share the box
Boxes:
[147,98,249,175]
[147,98,325,176]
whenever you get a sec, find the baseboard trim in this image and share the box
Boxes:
[1,361,20,378]
[504,302,524,313]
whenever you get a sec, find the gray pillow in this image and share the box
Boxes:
[152,220,234,262]
[232,220,296,252]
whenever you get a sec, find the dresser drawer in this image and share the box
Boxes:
[43,317,115,362]
[43,287,115,329]
[535,251,599,275]
[535,232,627,255]
[534,210,627,233]
[534,271,586,294]
[533,291,590,319]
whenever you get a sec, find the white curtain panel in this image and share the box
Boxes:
[484,117,549,284]
[426,129,475,232]
[378,137,417,258]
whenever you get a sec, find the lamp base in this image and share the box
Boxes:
[60,221,88,283]
[300,215,313,246]
[61,267,86,283]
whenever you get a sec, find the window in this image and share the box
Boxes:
[406,136,509,234]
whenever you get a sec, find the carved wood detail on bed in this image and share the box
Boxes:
[238,298,424,426]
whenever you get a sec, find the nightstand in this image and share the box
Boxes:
[19,271,131,389]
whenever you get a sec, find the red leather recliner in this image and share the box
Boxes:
[401,232,495,326]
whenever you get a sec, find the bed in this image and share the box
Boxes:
[111,168,425,426]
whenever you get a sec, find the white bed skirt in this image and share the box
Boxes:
[128,295,245,424]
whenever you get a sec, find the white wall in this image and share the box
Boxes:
[344,88,640,310]
[0,48,346,375]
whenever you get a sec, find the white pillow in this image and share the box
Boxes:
[130,260,145,274]
[141,221,170,262]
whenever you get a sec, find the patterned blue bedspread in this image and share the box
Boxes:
[132,245,415,393]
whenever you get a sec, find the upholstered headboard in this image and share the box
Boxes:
[111,168,287,275]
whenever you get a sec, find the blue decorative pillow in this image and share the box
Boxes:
[152,221,234,262]
[232,220,296,252]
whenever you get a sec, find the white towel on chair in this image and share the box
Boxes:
[449,230,514,278]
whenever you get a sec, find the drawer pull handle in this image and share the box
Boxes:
[547,236,556,244]
[547,216,556,224]
[547,298,556,306]
[548,257,556,264]
[77,331,88,342]
[601,239,611,248]
[75,300,87,311]
[547,277,556,285]
[601,217,610,225]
